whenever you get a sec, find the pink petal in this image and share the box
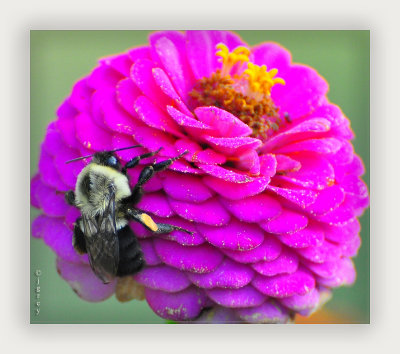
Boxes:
[136,191,174,217]
[56,258,116,302]
[271,64,328,120]
[186,30,245,80]
[275,154,301,174]
[275,137,342,155]
[34,179,69,217]
[305,185,345,216]
[316,258,356,287]
[261,118,331,152]
[265,184,318,209]
[150,33,195,101]
[280,288,320,312]
[204,136,262,156]
[87,64,123,89]
[30,174,42,209]
[198,164,256,183]
[220,193,282,223]
[116,77,142,117]
[31,214,50,239]
[277,224,325,248]
[196,218,264,251]
[134,264,191,292]
[133,126,178,157]
[203,175,270,200]
[153,238,223,274]
[297,240,342,263]
[206,286,266,308]
[175,139,227,165]
[134,95,184,137]
[69,78,93,112]
[260,209,308,234]
[162,171,214,203]
[139,239,162,266]
[39,149,69,191]
[187,258,254,289]
[279,153,335,190]
[251,42,291,75]
[324,218,360,243]
[252,268,315,298]
[222,234,282,264]
[252,249,299,276]
[145,287,207,321]
[100,53,133,77]
[236,300,290,324]
[194,106,252,137]
[75,112,112,151]
[169,197,230,226]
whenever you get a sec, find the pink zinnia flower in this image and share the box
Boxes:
[31,30,369,323]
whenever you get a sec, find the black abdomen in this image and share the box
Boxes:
[116,225,145,277]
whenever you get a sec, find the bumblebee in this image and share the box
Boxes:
[65,146,191,284]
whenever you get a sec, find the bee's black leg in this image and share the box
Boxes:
[121,148,162,175]
[116,225,145,276]
[125,209,193,235]
[122,150,189,206]
[72,218,87,254]
[65,190,76,206]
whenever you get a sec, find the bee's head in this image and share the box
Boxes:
[92,151,121,170]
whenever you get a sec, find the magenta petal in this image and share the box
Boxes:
[31,214,50,239]
[75,112,112,151]
[168,106,218,138]
[56,258,116,302]
[316,196,355,226]
[42,217,84,263]
[297,240,342,263]
[220,193,282,223]
[153,69,192,116]
[153,215,205,246]
[206,286,265,308]
[162,171,214,203]
[262,118,331,152]
[69,78,93,112]
[324,218,360,243]
[260,209,308,234]
[223,235,282,264]
[100,53,133,77]
[133,126,177,157]
[277,224,324,248]
[252,268,315,298]
[317,258,356,287]
[153,238,223,273]
[169,197,230,226]
[265,184,318,209]
[136,191,174,217]
[279,153,335,190]
[55,110,80,149]
[276,137,342,155]
[42,121,68,155]
[340,234,361,257]
[280,288,320,312]
[102,91,143,135]
[53,146,85,188]
[139,239,162,266]
[31,174,42,208]
[87,64,123,89]
[306,185,345,215]
[134,95,184,137]
[271,64,328,120]
[204,136,262,156]
[134,264,191,292]
[199,164,256,183]
[252,249,299,276]
[187,258,254,289]
[195,106,252,137]
[203,176,270,201]
[35,179,69,217]
[197,218,264,251]
[64,206,81,229]
[116,78,142,117]
[195,306,240,323]
[251,42,291,73]
[186,30,245,80]
[145,287,207,321]
[236,300,290,323]
[38,149,69,191]
[304,259,339,279]
[150,33,194,101]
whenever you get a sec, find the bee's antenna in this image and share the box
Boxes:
[110,145,142,153]
[65,145,142,164]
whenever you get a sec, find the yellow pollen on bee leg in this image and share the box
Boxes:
[140,213,158,232]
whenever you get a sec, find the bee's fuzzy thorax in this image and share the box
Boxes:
[75,163,131,217]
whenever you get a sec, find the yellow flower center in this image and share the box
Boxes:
[190,43,287,140]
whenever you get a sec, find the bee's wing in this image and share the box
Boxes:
[82,187,119,284]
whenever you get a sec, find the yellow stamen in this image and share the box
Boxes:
[216,43,250,76]
[243,63,286,97]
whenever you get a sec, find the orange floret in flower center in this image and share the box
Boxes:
[190,43,286,140]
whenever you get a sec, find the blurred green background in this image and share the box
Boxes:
[30,30,369,324]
